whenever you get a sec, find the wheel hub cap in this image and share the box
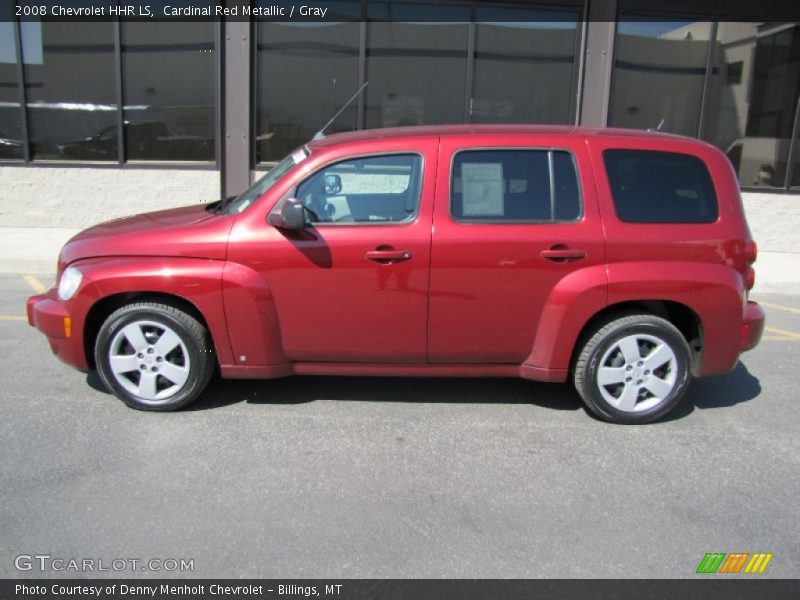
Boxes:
[596,333,678,413]
[108,320,190,404]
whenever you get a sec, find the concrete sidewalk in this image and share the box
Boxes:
[0,227,78,276]
[0,225,797,295]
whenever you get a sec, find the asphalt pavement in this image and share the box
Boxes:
[1,274,799,578]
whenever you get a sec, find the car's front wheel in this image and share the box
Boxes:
[573,314,692,424]
[95,302,214,411]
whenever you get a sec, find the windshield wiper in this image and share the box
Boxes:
[207,196,236,214]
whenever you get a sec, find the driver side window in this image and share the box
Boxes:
[296,154,422,224]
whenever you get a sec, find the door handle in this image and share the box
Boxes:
[540,247,587,262]
[365,249,413,263]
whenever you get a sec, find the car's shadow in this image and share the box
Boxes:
[662,361,762,422]
[189,375,584,412]
[87,369,582,412]
[86,361,761,421]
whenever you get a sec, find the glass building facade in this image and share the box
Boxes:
[0,16,216,164]
[608,17,800,190]
[1,1,799,193]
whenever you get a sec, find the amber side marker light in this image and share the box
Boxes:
[64,317,72,338]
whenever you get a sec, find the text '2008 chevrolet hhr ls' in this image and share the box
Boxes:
[28,125,765,424]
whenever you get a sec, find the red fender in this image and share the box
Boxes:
[606,261,745,376]
[72,257,233,368]
[522,264,608,381]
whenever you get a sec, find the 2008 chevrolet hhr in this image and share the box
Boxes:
[28,125,765,423]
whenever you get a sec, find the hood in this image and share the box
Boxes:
[59,204,233,272]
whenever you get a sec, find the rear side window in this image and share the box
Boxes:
[603,150,718,223]
[451,150,581,223]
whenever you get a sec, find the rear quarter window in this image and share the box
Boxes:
[603,149,718,223]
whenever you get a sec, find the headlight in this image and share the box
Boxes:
[58,266,83,301]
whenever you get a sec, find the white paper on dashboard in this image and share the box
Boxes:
[462,163,504,216]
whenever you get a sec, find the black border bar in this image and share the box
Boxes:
[2,579,800,600]
[8,0,800,22]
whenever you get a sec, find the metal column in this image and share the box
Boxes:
[579,0,618,127]
[222,1,252,198]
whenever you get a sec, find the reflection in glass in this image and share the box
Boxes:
[0,19,23,160]
[256,3,360,163]
[365,3,469,128]
[705,23,800,188]
[609,19,711,136]
[122,22,215,161]
[472,7,581,124]
[21,22,117,161]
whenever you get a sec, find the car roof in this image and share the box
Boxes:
[307,124,689,149]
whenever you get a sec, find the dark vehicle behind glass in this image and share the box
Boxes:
[57,121,213,161]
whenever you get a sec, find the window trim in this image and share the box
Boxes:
[0,160,217,171]
[291,150,426,228]
[448,146,584,225]
[601,148,720,225]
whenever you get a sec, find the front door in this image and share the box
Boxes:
[428,137,604,363]
[241,147,436,363]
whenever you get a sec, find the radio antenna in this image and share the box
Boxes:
[313,81,368,141]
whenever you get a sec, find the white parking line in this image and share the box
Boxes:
[764,326,800,341]
[759,300,800,316]
[23,275,47,294]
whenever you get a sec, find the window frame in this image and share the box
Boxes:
[291,150,426,227]
[602,148,720,225]
[448,146,584,225]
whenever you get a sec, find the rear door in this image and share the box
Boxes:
[428,135,604,363]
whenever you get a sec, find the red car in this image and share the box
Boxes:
[27,125,765,423]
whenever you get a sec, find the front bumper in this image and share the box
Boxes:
[27,291,88,370]
[739,300,765,352]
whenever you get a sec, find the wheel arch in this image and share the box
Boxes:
[83,291,216,370]
[569,300,704,376]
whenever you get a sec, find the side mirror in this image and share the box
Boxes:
[324,173,342,194]
[268,197,306,230]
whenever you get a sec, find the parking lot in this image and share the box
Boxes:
[1,273,799,578]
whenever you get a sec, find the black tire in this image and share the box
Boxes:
[573,314,692,424]
[95,302,214,411]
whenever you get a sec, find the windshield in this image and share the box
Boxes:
[224,147,310,214]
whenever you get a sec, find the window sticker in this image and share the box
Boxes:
[462,163,504,216]
[291,148,309,165]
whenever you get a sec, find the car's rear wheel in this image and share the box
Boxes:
[573,314,692,424]
[95,302,214,411]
